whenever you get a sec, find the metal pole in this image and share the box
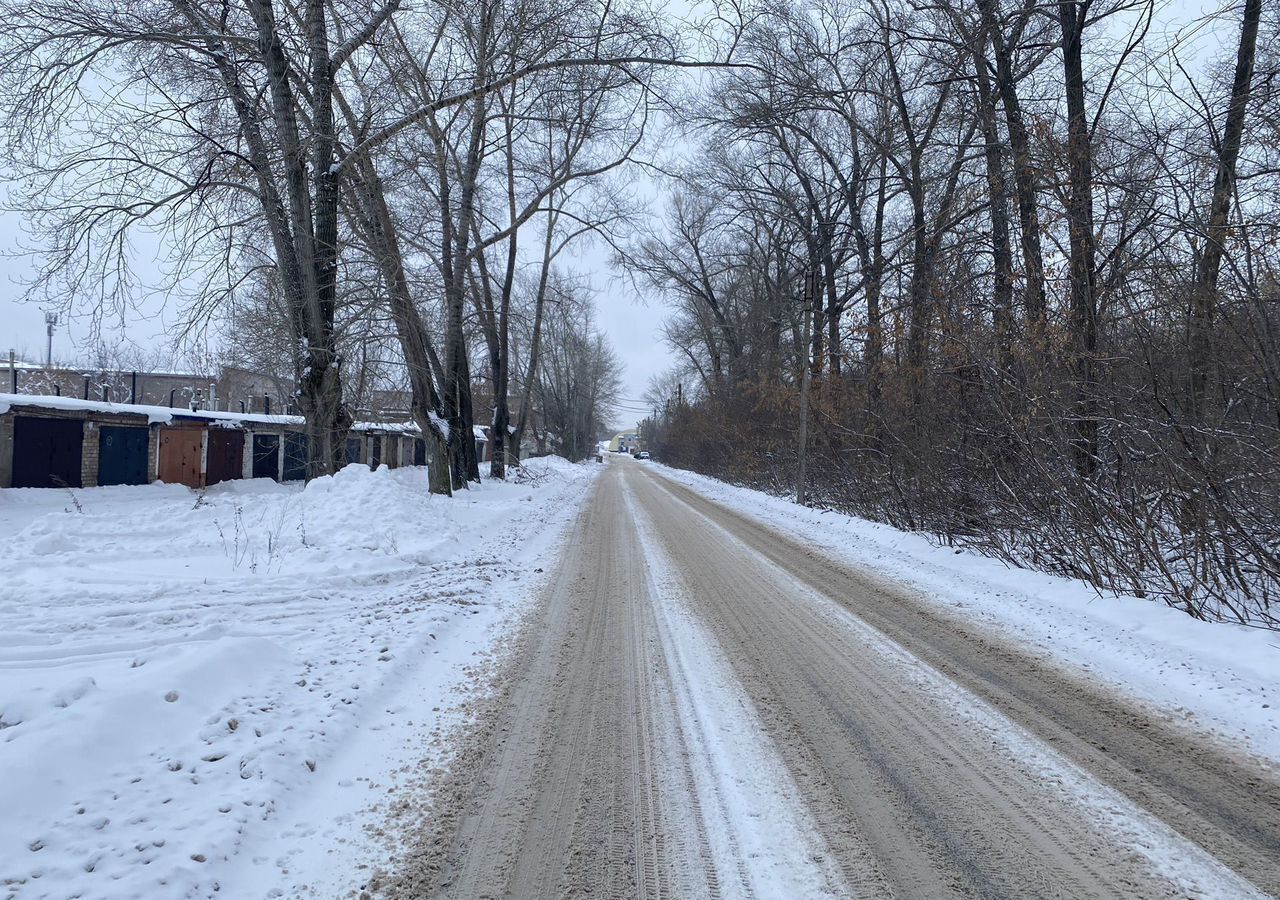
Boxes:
[8,349,15,393]
[797,269,815,507]
[44,312,57,368]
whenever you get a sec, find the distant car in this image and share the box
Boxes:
[636,451,650,460]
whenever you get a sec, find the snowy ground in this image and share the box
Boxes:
[0,458,596,900]
[4,452,1276,900]
[650,463,1280,767]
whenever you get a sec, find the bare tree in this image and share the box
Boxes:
[634,0,1280,625]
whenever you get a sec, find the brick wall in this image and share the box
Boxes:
[0,415,13,488]
[81,421,99,488]
[148,427,161,482]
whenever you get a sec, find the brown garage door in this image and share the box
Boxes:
[157,428,204,488]
[206,430,243,486]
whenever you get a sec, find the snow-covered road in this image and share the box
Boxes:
[395,460,1280,899]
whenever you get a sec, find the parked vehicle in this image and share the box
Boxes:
[636,450,650,460]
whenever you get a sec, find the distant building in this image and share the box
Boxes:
[608,431,639,453]
[1,357,412,422]
[2,356,283,412]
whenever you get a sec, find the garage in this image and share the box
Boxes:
[282,432,308,482]
[252,433,280,480]
[206,429,244,486]
[97,425,149,486]
[12,415,83,488]
[158,427,204,488]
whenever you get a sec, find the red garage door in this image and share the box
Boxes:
[206,430,243,486]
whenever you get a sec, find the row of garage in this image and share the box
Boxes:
[0,394,427,490]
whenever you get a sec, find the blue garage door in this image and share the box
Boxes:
[98,425,149,486]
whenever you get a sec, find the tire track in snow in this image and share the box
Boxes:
[628,465,1270,899]
[622,478,859,899]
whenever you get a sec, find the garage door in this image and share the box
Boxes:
[345,437,362,466]
[13,416,83,488]
[98,425,149,486]
[157,428,204,488]
[206,430,244,486]
[282,433,308,482]
[252,434,280,480]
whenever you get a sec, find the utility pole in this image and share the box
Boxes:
[796,268,815,506]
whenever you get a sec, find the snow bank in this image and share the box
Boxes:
[0,458,597,898]
[650,465,1280,766]
[515,453,584,478]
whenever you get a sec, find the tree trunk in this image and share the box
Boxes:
[852,144,887,420]
[488,96,521,479]
[823,247,841,377]
[354,166,453,495]
[981,0,1046,335]
[434,110,482,489]
[971,30,1015,370]
[1059,0,1100,476]
[245,0,351,479]
[1189,0,1261,424]
[513,212,559,458]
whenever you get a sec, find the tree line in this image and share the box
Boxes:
[631,0,1278,625]
[0,0,681,491]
